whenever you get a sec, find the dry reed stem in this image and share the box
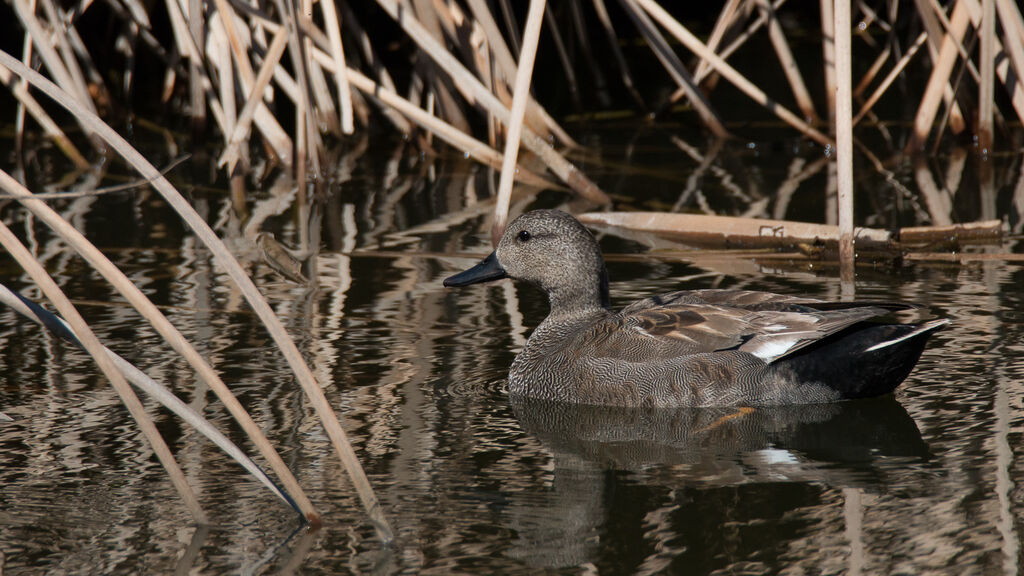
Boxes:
[0,283,299,512]
[853,32,928,125]
[319,0,353,134]
[0,164,321,522]
[37,0,95,108]
[341,64,549,186]
[961,0,1024,125]
[633,0,832,146]
[852,42,889,100]
[0,50,394,534]
[755,0,820,123]
[493,0,546,246]
[909,0,962,132]
[994,0,1024,124]
[0,65,90,169]
[692,0,789,90]
[188,0,206,133]
[374,0,603,201]
[979,0,996,151]
[13,0,97,126]
[0,218,208,524]
[909,0,971,150]
[692,0,742,86]
[221,27,289,172]
[215,19,237,137]
[162,0,232,137]
[210,0,294,164]
[918,0,968,132]
[834,0,855,286]
[577,212,893,247]
[619,0,728,138]
[591,0,645,109]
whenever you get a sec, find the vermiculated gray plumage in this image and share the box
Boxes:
[445,210,947,408]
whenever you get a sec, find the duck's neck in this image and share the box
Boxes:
[545,264,611,321]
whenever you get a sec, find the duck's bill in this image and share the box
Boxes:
[444,251,508,287]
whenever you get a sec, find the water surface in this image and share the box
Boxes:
[1,123,1022,574]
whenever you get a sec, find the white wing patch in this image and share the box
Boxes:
[745,336,804,362]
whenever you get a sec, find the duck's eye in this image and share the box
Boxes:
[517,230,531,242]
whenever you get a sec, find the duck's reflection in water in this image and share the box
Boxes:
[504,395,930,569]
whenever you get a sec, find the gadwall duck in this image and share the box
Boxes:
[444,210,947,407]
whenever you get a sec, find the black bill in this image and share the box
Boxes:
[443,251,508,287]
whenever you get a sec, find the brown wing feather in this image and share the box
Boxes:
[585,296,894,364]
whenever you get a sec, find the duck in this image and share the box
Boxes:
[444,209,947,408]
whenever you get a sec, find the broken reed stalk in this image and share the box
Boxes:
[0,50,393,538]
[0,166,318,522]
[493,0,547,246]
[0,220,208,524]
[834,0,855,290]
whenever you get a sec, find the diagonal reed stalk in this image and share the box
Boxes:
[631,0,832,146]
[618,0,728,137]
[0,220,208,524]
[373,0,607,203]
[0,50,392,539]
[0,284,301,514]
[0,166,318,521]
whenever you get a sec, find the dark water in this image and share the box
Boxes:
[1,123,1023,574]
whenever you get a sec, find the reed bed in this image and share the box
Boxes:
[2,0,1024,537]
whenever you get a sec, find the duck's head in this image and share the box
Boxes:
[444,210,610,313]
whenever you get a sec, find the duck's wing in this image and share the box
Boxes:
[619,289,819,314]
[594,303,894,363]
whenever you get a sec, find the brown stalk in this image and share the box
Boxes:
[834,0,855,289]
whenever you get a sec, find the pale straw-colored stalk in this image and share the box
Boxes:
[632,0,832,146]
[0,165,320,523]
[0,220,207,524]
[979,0,995,152]
[0,284,300,513]
[853,32,928,125]
[755,0,820,123]
[0,50,393,537]
[493,0,547,245]
[834,0,855,290]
